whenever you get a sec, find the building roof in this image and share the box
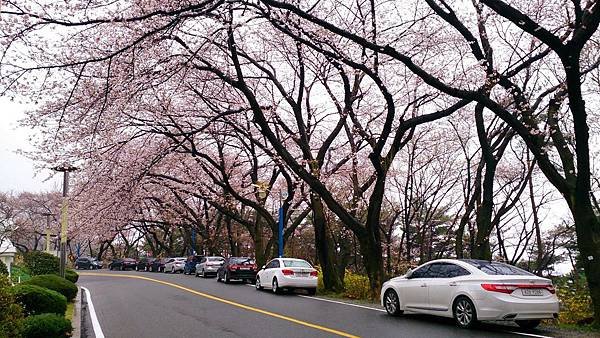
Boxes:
[0,238,17,255]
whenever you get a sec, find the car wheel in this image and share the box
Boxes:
[225,271,231,283]
[272,278,281,294]
[515,320,541,330]
[453,296,477,329]
[306,288,317,296]
[88,265,92,270]
[383,289,403,316]
[256,277,263,290]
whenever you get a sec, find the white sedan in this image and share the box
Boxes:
[163,257,186,273]
[255,258,318,295]
[381,259,559,329]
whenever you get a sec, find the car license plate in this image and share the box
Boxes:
[240,267,250,270]
[521,289,543,296]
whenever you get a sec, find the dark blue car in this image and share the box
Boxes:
[183,255,204,275]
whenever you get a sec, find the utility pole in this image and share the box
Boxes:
[52,164,78,278]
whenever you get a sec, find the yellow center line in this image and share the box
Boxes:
[80,272,360,338]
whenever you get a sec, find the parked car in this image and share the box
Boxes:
[195,256,225,277]
[255,258,317,295]
[136,257,156,271]
[90,258,103,269]
[164,257,187,273]
[109,258,137,271]
[74,257,99,270]
[380,259,559,329]
[150,258,168,272]
[183,255,204,275]
[217,257,257,283]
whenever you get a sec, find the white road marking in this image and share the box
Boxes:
[504,331,554,338]
[297,294,387,313]
[82,286,105,338]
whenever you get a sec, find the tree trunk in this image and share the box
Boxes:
[311,194,344,292]
[572,196,600,324]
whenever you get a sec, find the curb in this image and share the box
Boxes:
[72,286,82,338]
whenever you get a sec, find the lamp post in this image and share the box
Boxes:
[41,212,53,253]
[278,191,288,258]
[52,164,78,278]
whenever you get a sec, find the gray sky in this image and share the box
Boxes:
[0,97,60,193]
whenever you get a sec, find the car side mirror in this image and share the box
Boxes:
[261,265,266,270]
[405,268,413,278]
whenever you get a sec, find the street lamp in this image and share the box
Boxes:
[51,164,78,278]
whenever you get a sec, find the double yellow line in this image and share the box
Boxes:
[80,272,359,338]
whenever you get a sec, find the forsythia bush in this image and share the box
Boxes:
[317,269,371,299]
[555,276,593,325]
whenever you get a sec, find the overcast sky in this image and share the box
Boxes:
[0,97,61,193]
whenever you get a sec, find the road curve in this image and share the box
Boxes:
[79,270,555,338]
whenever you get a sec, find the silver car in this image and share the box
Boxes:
[195,256,225,277]
[164,257,186,273]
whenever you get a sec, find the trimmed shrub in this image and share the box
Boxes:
[0,276,24,338]
[0,261,7,276]
[64,269,79,283]
[23,251,59,276]
[13,284,67,316]
[24,274,78,302]
[22,313,72,338]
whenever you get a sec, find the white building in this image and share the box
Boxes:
[0,239,17,276]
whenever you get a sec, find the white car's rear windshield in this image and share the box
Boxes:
[462,260,533,276]
[282,260,312,268]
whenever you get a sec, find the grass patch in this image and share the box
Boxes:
[65,301,74,321]
[10,265,32,283]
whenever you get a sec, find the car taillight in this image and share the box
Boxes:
[282,269,294,276]
[310,270,318,277]
[229,265,239,271]
[481,283,518,294]
[481,283,555,294]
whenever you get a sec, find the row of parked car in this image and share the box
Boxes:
[76,254,319,295]
[77,254,559,330]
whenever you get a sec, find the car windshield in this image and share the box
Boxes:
[461,260,533,276]
[282,260,312,268]
[230,258,254,265]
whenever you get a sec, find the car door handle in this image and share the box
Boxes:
[420,283,427,287]
[449,282,457,286]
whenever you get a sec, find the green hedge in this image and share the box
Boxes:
[63,269,79,283]
[0,276,24,338]
[23,252,59,276]
[0,261,7,276]
[13,284,67,316]
[22,313,71,338]
[23,275,77,302]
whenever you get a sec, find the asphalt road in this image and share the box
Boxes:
[78,270,558,338]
